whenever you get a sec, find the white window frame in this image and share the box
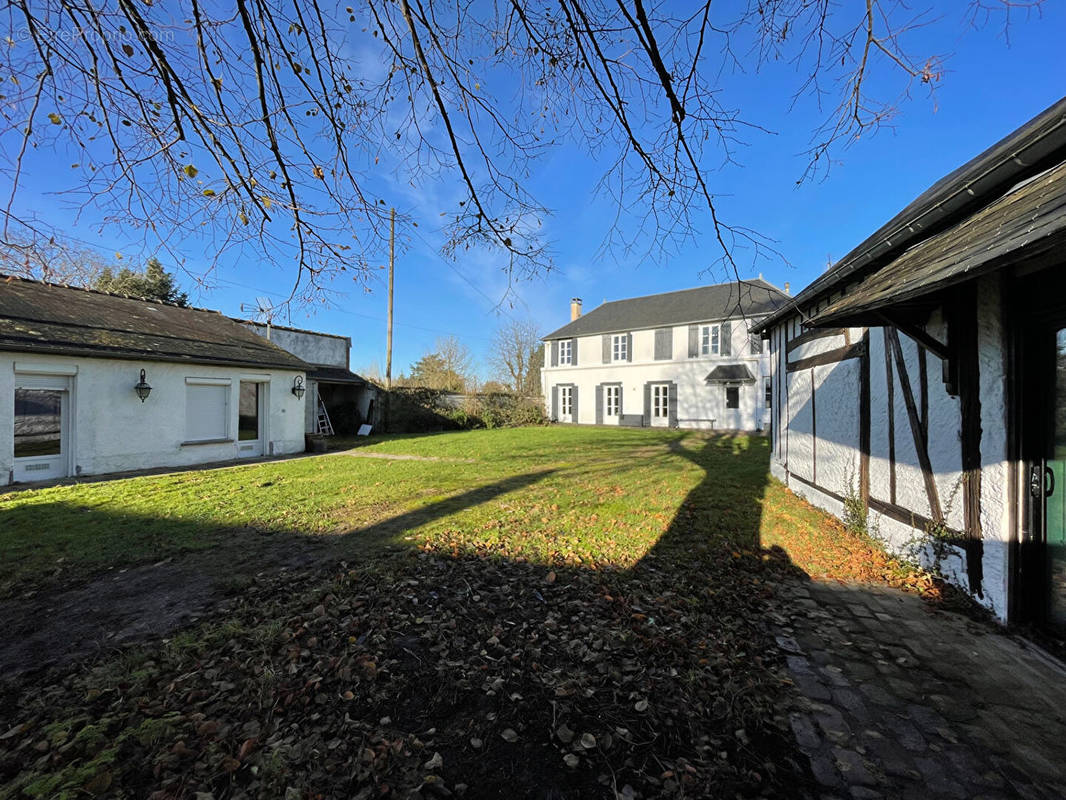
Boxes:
[652,384,670,418]
[185,377,232,444]
[559,339,573,365]
[560,385,573,416]
[701,324,720,356]
[612,334,628,362]
[605,385,621,417]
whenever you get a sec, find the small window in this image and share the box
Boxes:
[750,334,763,355]
[605,385,621,416]
[701,324,720,356]
[186,382,229,441]
[725,386,740,409]
[559,339,573,365]
[612,334,628,362]
[560,386,573,415]
[764,377,772,409]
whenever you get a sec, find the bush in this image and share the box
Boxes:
[380,388,545,433]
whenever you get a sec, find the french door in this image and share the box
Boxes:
[650,383,669,427]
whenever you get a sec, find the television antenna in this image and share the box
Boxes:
[241,296,276,339]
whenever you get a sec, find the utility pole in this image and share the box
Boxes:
[385,207,395,390]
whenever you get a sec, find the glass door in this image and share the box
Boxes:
[237,381,264,457]
[1045,329,1066,627]
[13,381,69,482]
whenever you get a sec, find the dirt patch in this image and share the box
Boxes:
[0,537,329,677]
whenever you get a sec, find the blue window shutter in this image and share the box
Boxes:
[626,332,633,362]
[721,321,732,356]
[551,385,559,420]
[571,338,578,367]
[688,324,699,358]
[572,386,579,422]
[595,385,603,424]
[643,382,651,426]
[551,341,559,367]
[668,382,679,427]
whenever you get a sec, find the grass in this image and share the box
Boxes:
[0,426,939,799]
[0,426,918,596]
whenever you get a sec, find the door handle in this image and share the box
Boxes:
[1046,465,1056,498]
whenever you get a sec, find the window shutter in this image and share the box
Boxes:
[551,341,559,367]
[602,334,611,364]
[551,385,559,420]
[626,332,633,362]
[721,321,732,356]
[688,324,699,358]
[654,328,672,360]
[571,338,579,367]
[750,333,762,355]
[643,382,651,426]
[595,384,604,424]
[668,382,679,428]
[572,386,579,422]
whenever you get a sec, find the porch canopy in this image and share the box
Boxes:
[705,364,756,384]
[808,159,1066,329]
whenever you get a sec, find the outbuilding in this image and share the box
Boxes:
[756,97,1066,627]
[1,275,310,484]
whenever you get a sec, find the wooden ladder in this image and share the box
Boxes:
[316,396,335,436]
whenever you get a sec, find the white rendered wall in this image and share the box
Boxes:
[2,352,306,483]
[541,317,771,430]
[767,274,1012,620]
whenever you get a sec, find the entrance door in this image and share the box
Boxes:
[237,381,265,457]
[651,383,669,427]
[558,386,574,423]
[13,379,70,482]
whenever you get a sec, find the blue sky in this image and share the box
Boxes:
[9,2,1065,379]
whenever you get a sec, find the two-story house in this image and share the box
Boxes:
[540,280,790,430]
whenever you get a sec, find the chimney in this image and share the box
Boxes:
[784,282,790,295]
[570,297,583,321]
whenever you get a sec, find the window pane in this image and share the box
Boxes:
[14,389,62,457]
[239,382,260,440]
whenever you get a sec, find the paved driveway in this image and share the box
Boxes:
[777,580,1066,798]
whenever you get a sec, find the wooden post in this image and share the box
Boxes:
[385,207,395,390]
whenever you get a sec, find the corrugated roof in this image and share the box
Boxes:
[543,279,788,340]
[756,95,1066,333]
[705,364,756,383]
[0,275,309,371]
[810,161,1066,326]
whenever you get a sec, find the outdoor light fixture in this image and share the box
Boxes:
[134,369,152,402]
[292,375,306,399]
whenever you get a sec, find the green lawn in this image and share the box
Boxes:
[0,426,914,597]
[0,427,931,799]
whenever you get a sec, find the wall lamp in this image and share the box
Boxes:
[134,369,152,402]
[292,375,306,399]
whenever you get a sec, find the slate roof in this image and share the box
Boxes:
[308,365,365,385]
[0,275,309,371]
[705,364,756,383]
[543,279,789,340]
[811,160,1066,326]
[755,95,1066,333]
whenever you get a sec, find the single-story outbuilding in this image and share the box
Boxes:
[756,96,1066,628]
[1,275,310,483]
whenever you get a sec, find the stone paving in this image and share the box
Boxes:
[776,579,1066,799]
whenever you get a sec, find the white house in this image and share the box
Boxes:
[240,321,376,435]
[756,96,1066,628]
[541,280,789,430]
[1,276,309,484]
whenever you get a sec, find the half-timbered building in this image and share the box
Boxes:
[757,97,1066,627]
